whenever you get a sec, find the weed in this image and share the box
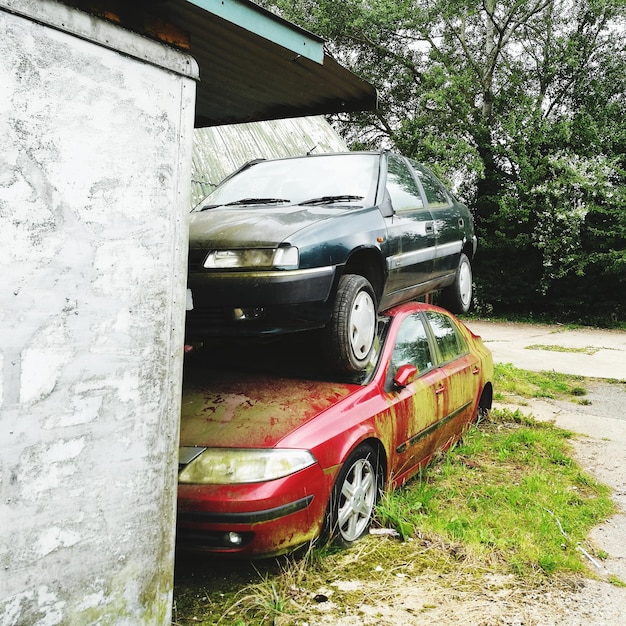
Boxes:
[375,491,418,540]
[372,408,613,580]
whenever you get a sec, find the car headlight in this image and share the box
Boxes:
[203,247,299,269]
[178,448,316,484]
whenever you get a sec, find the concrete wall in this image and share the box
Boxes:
[0,1,197,623]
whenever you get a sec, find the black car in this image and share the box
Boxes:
[186,151,476,372]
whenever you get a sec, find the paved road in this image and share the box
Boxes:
[465,320,626,381]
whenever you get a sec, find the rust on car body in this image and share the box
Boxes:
[180,372,358,448]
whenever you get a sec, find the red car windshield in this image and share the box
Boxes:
[186,317,391,385]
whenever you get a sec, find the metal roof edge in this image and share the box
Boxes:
[184,0,324,64]
[1,0,199,79]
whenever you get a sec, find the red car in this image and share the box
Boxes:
[177,302,493,557]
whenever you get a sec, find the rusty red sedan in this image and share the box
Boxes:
[177,302,493,558]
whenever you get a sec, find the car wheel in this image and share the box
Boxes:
[326,444,382,547]
[441,253,472,314]
[328,274,377,372]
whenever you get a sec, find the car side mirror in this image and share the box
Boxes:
[393,364,417,389]
[379,189,394,217]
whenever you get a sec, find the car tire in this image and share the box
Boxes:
[325,443,382,547]
[440,253,472,314]
[476,387,492,424]
[327,274,377,372]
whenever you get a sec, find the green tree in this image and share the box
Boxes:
[260,0,626,321]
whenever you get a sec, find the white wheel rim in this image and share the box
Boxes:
[337,458,377,542]
[349,290,376,361]
[458,260,472,308]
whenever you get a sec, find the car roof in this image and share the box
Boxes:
[245,150,389,165]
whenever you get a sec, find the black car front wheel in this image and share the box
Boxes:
[327,274,377,372]
[440,253,472,314]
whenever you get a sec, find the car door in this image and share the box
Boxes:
[423,310,481,447]
[383,312,447,486]
[381,155,435,307]
[409,160,464,279]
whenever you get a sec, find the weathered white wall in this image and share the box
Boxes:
[0,1,197,623]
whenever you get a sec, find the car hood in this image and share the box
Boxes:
[179,370,360,448]
[188,204,361,247]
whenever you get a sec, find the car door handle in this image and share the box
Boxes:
[472,367,481,375]
[425,222,434,234]
[435,386,446,395]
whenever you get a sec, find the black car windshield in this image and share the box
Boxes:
[196,154,379,209]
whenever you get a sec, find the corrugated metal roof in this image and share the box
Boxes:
[145,0,379,127]
[190,115,348,206]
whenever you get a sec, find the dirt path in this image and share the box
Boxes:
[465,320,626,380]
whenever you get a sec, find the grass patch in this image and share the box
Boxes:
[493,362,587,402]
[608,574,626,588]
[525,344,600,355]
[173,408,616,625]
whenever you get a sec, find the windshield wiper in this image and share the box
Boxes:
[224,197,290,206]
[298,195,364,205]
[198,198,290,211]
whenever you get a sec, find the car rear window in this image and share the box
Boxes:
[425,311,468,362]
[410,161,453,208]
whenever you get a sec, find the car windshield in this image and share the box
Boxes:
[196,154,380,209]
[185,317,391,386]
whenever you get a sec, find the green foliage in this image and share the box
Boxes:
[260,0,626,323]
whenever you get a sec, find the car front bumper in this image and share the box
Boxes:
[176,464,330,557]
[185,265,337,338]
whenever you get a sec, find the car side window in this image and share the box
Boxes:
[409,161,452,209]
[391,313,433,374]
[425,311,468,362]
[386,155,425,212]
